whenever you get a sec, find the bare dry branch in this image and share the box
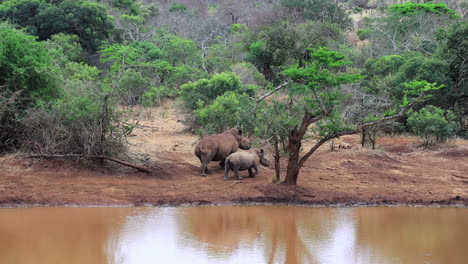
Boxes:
[256,81,289,103]
[26,154,152,174]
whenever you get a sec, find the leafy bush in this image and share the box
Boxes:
[180,72,255,110]
[390,2,458,18]
[169,3,188,13]
[0,0,114,51]
[357,28,372,41]
[141,86,176,107]
[21,60,128,156]
[194,92,255,134]
[0,22,60,104]
[117,69,150,106]
[407,105,459,147]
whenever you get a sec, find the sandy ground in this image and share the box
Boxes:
[0,101,467,207]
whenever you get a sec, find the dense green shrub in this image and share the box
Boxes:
[180,72,255,110]
[141,86,177,107]
[357,28,372,41]
[0,0,114,51]
[390,2,458,18]
[407,105,459,147]
[194,92,255,134]
[169,3,188,13]
[0,22,60,108]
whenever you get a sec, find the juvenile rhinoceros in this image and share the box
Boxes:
[224,149,269,180]
[195,128,251,176]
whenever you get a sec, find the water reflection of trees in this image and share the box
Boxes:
[0,207,132,264]
[354,207,468,264]
[178,206,330,264]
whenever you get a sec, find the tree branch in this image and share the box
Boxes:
[256,81,289,103]
[297,93,425,167]
[25,154,152,174]
[311,88,327,113]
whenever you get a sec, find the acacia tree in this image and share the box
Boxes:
[278,47,440,185]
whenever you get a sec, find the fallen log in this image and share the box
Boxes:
[25,154,152,174]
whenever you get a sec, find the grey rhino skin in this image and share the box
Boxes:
[224,149,270,180]
[195,128,251,176]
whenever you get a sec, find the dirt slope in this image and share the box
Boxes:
[0,102,467,207]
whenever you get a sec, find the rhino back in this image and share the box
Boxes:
[196,133,238,161]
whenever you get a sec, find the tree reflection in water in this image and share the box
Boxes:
[178,206,329,264]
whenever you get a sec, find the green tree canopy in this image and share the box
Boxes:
[0,0,114,51]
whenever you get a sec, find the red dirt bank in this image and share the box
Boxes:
[0,104,467,207]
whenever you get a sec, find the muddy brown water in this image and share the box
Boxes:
[0,206,466,264]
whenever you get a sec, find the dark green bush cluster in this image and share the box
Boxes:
[390,2,458,18]
[408,105,460,147]
[0,0,114,51]
[180,72,257,134]
[0,22,126,156]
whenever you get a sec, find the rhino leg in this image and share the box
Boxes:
[201,162,209,176]
[248,168,255,177]
[252,163,259,175]
[224,159,230,180]
[219,160,226,168]
[234,167,243,180]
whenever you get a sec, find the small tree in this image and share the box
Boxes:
[407,105,459,147]
[275,47,441,185]
[255,99,297,182]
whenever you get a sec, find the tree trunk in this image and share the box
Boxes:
[361,128,366,147]
[284,137,301,185]
[273,137,281,183]
[284,162,300,185]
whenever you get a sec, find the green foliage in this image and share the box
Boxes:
[194,92,253,134]
[390,2,458,18]
[440,21,467,91]
[0,22,60,105]
[280,47,362,139]
[247,21,346,81]
[283,47,362,94]
[117,69,149,105]
[100,38,205,105]
[357,28,371,41]
[255,100,297,144]
[231,62,268,87]
[280,0,352,29]
[364,55,405,77]
[400,81,444,107]
[229,23,249,33]
[361,3,457,56]
[246,40,273,71]
[0,0,114,51]
[407,105,459,146]
[169,2,187,13]
[362,54,451,107]
[44,33,83,67]
[155,31,200,66]
[109,0,154,16]
[180,72,255,110]
[141,86,176,107]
